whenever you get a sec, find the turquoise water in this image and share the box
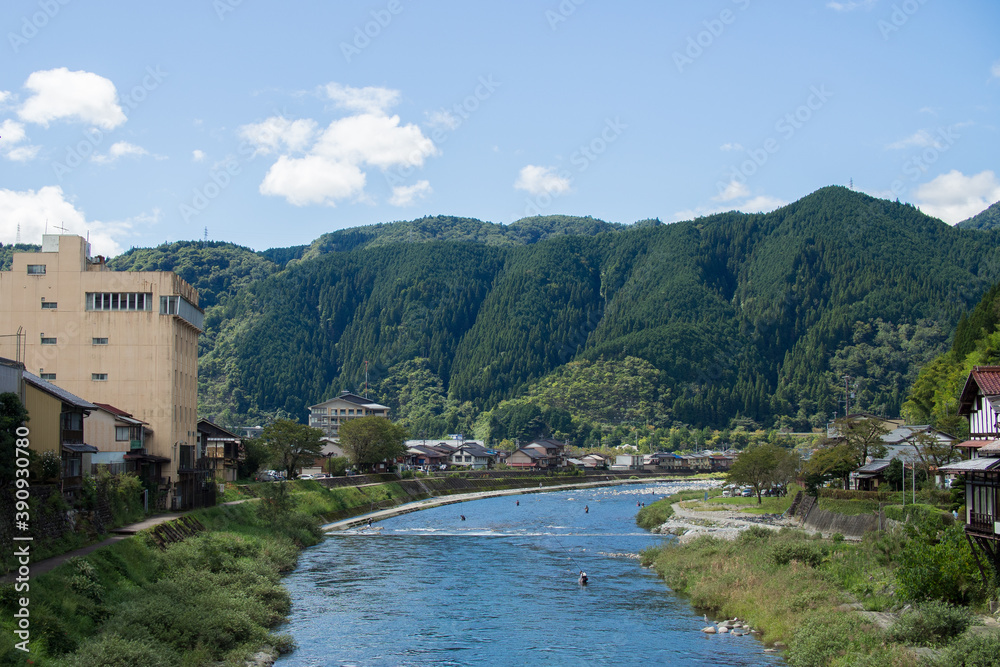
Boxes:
[276,482,784,666]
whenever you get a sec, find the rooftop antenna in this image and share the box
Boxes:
[54,223,69,234]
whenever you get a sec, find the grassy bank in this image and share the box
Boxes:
[639,505,1000,666]
[0,479,432,666]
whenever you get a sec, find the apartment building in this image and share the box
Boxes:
[0,234,204,507]
[308,391,390,437]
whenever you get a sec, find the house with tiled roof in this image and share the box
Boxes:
[955,366,1000,460]
[308,391,390,438]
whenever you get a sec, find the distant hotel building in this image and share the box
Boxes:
[0,235,204,507]
[308,391,390,437]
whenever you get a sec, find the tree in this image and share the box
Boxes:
[259,419,324,479]
[803,442,858,493]
[237,436,272,480]
[727,443,797,504]
[338,417,408,472]
[908,431,957,487]
[0,392,29,486]
[834,417,890,468]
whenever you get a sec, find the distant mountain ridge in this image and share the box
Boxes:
[957,200,1000,231]
[12,188,1000,440]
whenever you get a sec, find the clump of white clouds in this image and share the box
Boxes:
[671,178,787,221]
[244,83,438,207]
[389,180,432,207]
[0,119,40,161]
[192,149,206,162]
[826,0,877,11]
[914,170,1000,224]
[91,141,151,165]
[886,129,945,151]
[514,165,572,197]
[18,68,126,130]
[0,185,150,256]
[719,143,743,152]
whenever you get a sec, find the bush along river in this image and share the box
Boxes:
[275,481,784,666]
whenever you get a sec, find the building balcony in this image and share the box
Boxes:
[969,512,997,536]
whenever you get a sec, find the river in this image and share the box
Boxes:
[276,481,785,666]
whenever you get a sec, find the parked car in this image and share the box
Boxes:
[741,487,754,497]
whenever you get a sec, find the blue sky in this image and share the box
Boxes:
[1,0,998,256]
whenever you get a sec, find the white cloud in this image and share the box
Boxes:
[719,143,743,152]
[259,155,366,206]
[0,91,10,106]
[389,180,432,207]
[0,119,26,144]
[672,184,786,221]
[18,68,126,130]
[0,119,40,161]
[514,165,572,196]
[914,169,1000,224]
[425,109,460,132]
[313,113,437,169]
[886,129,944,150]
[325,83,400,115]
[238,116,317,155]
[192,149,206,162]
[0,185,138,256]
[91,141,150,164]
[253,83,439,207]
[741,195,788,213]
[826,0,877,10]
[714,179,750,202]
[6,145,40,162]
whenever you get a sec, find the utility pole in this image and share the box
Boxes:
[364,360,369,397]
[843,375,853,416]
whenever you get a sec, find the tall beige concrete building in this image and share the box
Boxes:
[0,234,204,507]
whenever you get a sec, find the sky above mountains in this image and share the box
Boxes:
[1,1,998,256]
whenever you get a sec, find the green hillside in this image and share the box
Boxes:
[956,200,1000,231]
[186,186,1000,438]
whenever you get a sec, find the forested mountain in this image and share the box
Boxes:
[182,186,1000,440]
[957,201,1000,231]
[0,243,40,270]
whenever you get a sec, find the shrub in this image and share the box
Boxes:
[636,499,673,530]
[831,533,845,543]
[738,525,774,543]
[770,541,827,567]
[939,630,1000,666]
[64,634,179,667]
[886,600,972,646]
[895,523,985,604]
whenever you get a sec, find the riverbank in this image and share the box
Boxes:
[638,494,1000,666]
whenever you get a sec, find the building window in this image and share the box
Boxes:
[92,337,108,345]
[41,301,57,309]
[26,264,46,275]
[115,426,130,441]
[40,373,56,381]
[313,408,327,415]
[40,337,57,345]
[92,373,108,381]
[348,409,355,416]
[86,292,153,312]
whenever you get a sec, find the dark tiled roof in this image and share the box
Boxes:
[23,371,96,410]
